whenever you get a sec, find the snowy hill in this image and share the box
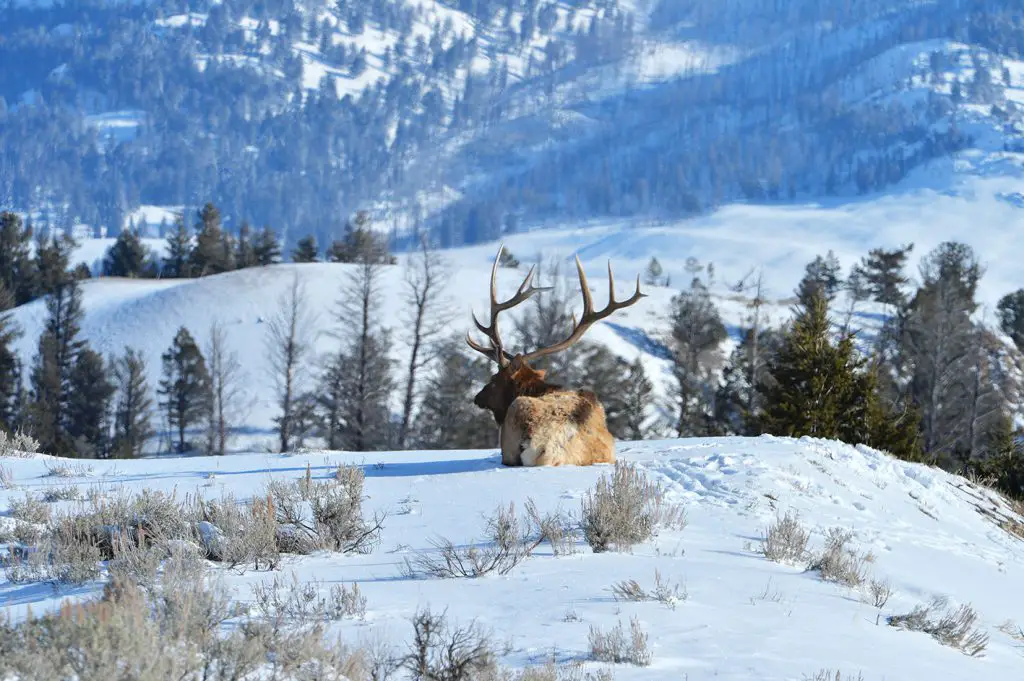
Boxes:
[1,436,1023,679]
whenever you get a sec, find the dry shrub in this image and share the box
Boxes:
[8,493,50,525]
[863,579,894,609]
[581,461,686,553]
[509,661,613,681]
[804,672,864,681]
[588,617,651,666]
[404,499,574,579]
[193,492,280,570]
[807,528,871,588]
[43,460,93,478]
[41,485,83,503]
[0,464,12,489]
[399,607,497,681]
[252,571,367,624]
[0,429,39,458]
[610,569,686,609]
[759,510,810,564]
[887,597,989,657]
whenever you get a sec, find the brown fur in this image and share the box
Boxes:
[475,359,615,467]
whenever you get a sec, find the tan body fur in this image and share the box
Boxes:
[499,390,615,466]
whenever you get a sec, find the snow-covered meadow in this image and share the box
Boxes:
[1,435,1023,679]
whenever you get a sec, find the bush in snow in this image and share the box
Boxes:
[806,527,872,588]
[588,617,651,666]
[887,597,989,657]
[581,460,686,553]
[759,510,810,564]
[0,429,40,458]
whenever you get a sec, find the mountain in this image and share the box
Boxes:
[1,0,1023,250]
[2,435,1023,679]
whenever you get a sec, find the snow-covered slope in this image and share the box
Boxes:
[2,436,1023,679]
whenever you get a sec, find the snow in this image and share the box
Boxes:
[2,435,1023,679]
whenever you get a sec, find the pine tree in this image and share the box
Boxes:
[795,250,843,307]
[159,327,212,454]
[414,339,495,449]
[715,327,781,435]
[759,292,867,440]
[34,232,76,297]
[103,228,150,278]
[621,357,654,441]
[574,343,632,439]
[27,279,86,455]
[665,280,727,436]
[326,211,396,265]
[111,347,154,459]
[997,289,1024,350]
[643,256,664,286]
[163,215,193,278]
[235,223,258,269]
[0,211,38,305]
[253,226,282,266]
[66,348,116,458]
[858,243,914,309]
[0,282,22,432]
[190,203,233,276]
[291,235,319,263]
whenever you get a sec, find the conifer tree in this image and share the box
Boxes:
[574,343,632,439]
[643,256,664,286]
[715,327,781,435]
[795,250,843,307]
[857,243,914,309]
[111,347,154,458]
[0,211,38,305]
[414,339,495,449]
[66,348,116,458]
[326,211,396,265]
[996,289,1024,351]
[103,228,150,278]
[27,278,86,455]
[235,223,258,269]
[190,203,233,276]
[34,232,76,297]
[291,235,319,263]
[0,282,22,432]
[159,327,212,454]
[163,215,193,278]
[621,357,654,441]
[253,226,282,266]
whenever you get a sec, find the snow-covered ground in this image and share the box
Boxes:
[1,436,1023,679]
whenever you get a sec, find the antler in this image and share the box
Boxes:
[466,243,551,366]
[519,255,646,363]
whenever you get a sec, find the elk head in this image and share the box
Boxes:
[467,244,646,425]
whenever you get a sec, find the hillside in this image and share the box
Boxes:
[1,436,1023,679]
[2,0,1023,250]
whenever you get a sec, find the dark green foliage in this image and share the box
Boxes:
[252,227,282,266]
[66,348,116,458]
[111,347,154,459]
[715,328,781,435]
[621,357,655,441]
[0,282,22,432]
[189,203,234,276]
[162,216,193,279]
[291,235,319,263]
[27,279,86,455]
[102,228,150,278]
[326,212,396,265]
[973,416,1024,500]
[856,243,914,308]
[574,343,633,439]
[235,223,258,269]
[497,249,520,268]
[0,211,38,305]
[665,281,727,436]
[414,339,495,449]
[34,233,77,297]
[996,289,1024,350]
[158,327,212,454]
[795,250,843,307]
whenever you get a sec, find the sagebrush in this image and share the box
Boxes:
[887,597,989,657]
[581,461,686,553]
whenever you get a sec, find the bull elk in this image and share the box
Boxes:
[467,244,646,467]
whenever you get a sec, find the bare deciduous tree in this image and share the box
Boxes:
[266,272,319,452]
[205,321,246,456]
[397,236,452,449]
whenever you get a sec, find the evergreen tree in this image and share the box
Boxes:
[414,339,495,449]
[34,232,76,297]
[513,258,580,382]
[665,280,727,436]
[253,226,282,266]
[235,223,258,269]
[621,357,654,441]
[326,211,396,265]
[163,215,193,278]
[66,348,116,458]
[715,327,782,435]
[103,228,150,278]
[0,282,22,432]
[857,243,914,308]
[0,211,38,305]
[158,327,212,454]
[643,256,664,286]
[574,343,632,439]
[27,279,85,455]
[997,289,1024,350]
[190,203,233,276]
[795,250,843,307]
[111,347,154,458]
[291,235,319,263]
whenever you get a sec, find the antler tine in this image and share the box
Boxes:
[519,254,647,363]
[466,243,551,366]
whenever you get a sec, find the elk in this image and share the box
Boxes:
[467,244,646,467]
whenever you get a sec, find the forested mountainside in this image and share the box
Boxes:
[1,0,1023,250]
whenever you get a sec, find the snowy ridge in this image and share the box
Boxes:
[1,435,1023,679]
